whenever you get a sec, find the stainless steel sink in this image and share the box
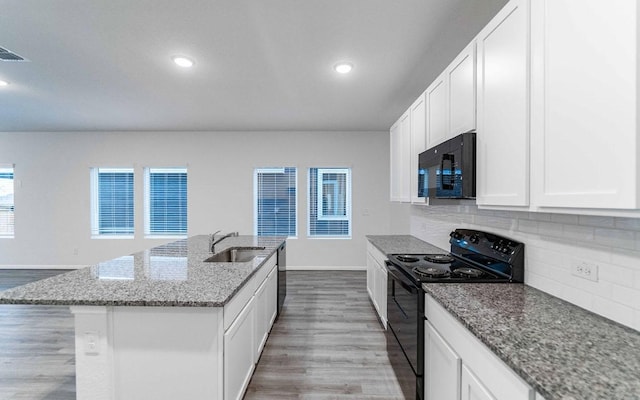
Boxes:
[203,247,266,263]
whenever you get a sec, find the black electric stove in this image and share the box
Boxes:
[388,228,525,285]
[384,229,524,400]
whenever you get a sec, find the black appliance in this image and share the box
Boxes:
[418,131,476,199]
[276,242,286,319]
[385,229,524,400]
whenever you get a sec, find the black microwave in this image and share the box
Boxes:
[418,131,476,199]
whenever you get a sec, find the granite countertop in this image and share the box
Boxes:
[0,235,285,307]
[366,234,448,256]
[367,234,640,399]
[423,283,640,400]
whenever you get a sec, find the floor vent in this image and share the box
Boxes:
[0,47,27,62]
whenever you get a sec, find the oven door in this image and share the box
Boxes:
[386,261,422,400]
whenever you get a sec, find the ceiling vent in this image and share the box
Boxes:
[0,47,27,62]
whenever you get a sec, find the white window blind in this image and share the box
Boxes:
[254,167,297,237]
[145,167,188,236]
[91,168,134,237]
[0,165,15,237]
[308,168,351,237]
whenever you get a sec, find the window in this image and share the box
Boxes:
[145,167,188,236]
[0,165,15,237]
[91,168,134,237]
[308,168,351,237]
[254,167,297,237]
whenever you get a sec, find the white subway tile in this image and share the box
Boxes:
[550,213,580,225]
[611,284,640,310]
[614,217,640,231]
[594,228,636,251]
[609,250,640,270]
[538,221,564,238]
[562,224,595,242]
[579,215,615,228]
[590,296,635,328]
[598,262,635,288]
[518,219,538,234]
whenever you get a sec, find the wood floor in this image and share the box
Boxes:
[0,270,403,400]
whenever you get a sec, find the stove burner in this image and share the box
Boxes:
[413,266,450,278]
[424,254,454,264]
[451,267,484,278]
[396,255,419,263]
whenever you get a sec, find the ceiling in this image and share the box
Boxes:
[0,0,504,132]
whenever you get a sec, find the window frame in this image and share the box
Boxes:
[308,167,352,239]
[0,164,15,238]
[144,167,188,238]
[254,167,298,238]
[90,167,135,239]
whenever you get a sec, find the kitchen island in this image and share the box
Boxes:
[0,235,286,400]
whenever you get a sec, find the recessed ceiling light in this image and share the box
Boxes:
[172,56,195,68]
[0,80,8,87]
[334,62,353,74]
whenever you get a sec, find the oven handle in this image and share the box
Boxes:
[386,261,420,295]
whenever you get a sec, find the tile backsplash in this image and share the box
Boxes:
[410,205,640,332]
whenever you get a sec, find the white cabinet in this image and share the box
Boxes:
[410,92,427,203]
[448,41,476,137]
[461,365,497,400]
[426,73,449,148]
[390,111,411,202]
[254,265,277,360]
[424,320,461,400]
[224,295,255,400]
[426,41,477,150]
[366,241,387,328]
[425,293,533,400]
[476,0,530,207]
[530,0,640,210]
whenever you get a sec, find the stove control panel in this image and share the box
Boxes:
[449,229,524,265]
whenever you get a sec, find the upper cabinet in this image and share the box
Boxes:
[475,0,530,207]
[426,42,477,149]
[410,93,427,203]
[530,0,640,210]
[390,111,411,202]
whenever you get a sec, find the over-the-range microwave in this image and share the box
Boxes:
[418,131,476,199]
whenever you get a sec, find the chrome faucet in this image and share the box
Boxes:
[210,231,239,253]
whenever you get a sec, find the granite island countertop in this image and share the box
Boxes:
[0,235,285,307]
[367,234,640,399]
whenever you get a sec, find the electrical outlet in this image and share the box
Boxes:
[84,331,99,355]
[571,259,599,282]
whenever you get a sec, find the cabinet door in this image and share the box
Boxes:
[224,296,255,400]
[255,266,278,361]
[461,364,497,400]
[375,261,387,329]
[426,73,449,148]
[390,112,411,203]
[410,93,427,203]
[399,111,412,202]
[390,120,401,201]
[448,41,476,137]
[425,321,461,400]
[476,0,530,207]
[530,0,638,209]
[367,252,379,313]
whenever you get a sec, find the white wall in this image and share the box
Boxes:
[409,204,640,331]
[0,131,391,269]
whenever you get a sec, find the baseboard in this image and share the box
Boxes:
[285,265,366,271]
[0,264,86,270]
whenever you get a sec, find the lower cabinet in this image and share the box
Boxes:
[366,241,387,328]
[424,294,535,400]
[424,321,461,400]
[255,266,278,360]
[461,365,497,400]
[224,295,256,400]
